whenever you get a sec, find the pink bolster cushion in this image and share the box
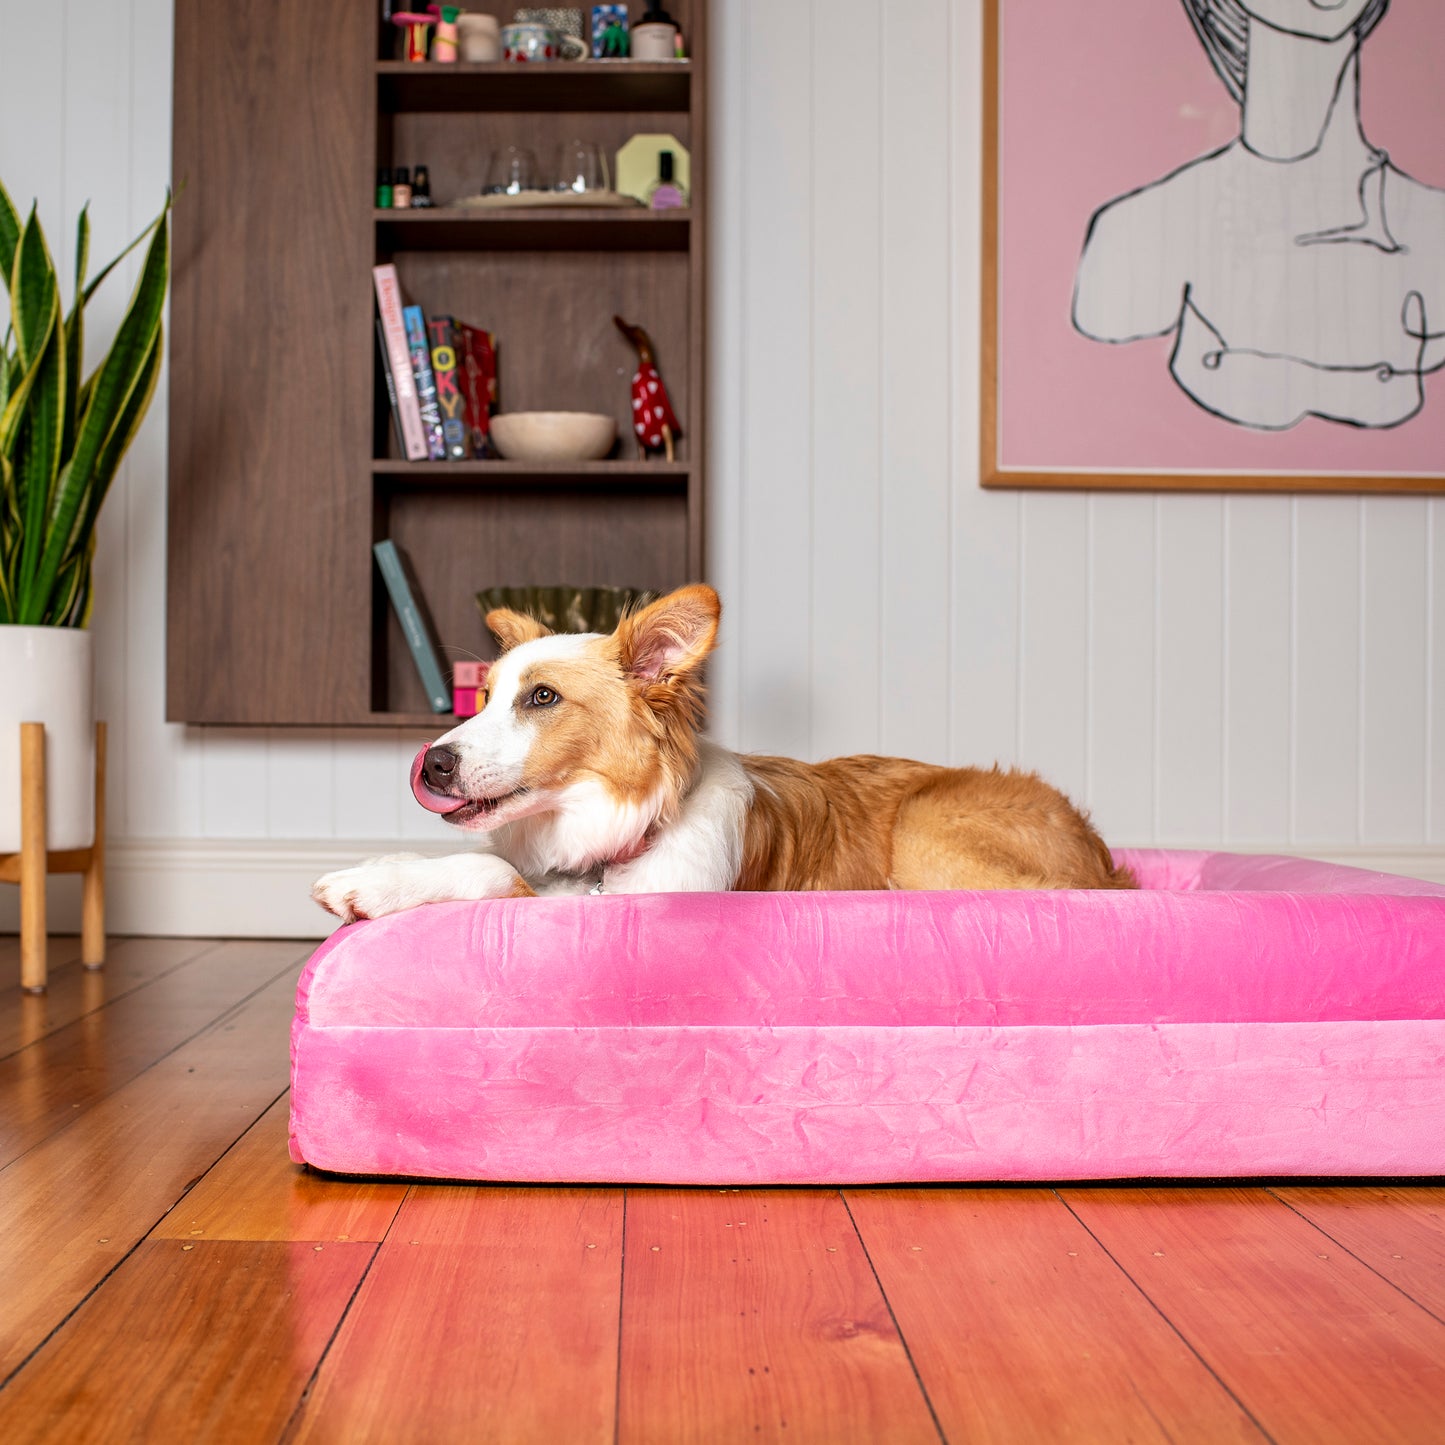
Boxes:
[288,850,1445,1183]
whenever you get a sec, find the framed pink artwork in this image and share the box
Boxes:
[982,0,1445,492]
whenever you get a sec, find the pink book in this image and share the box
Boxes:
[372,265,428,461]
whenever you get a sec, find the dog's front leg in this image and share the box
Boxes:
[311,851,534,924]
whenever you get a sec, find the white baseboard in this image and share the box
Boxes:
[2,838,1443,941]
[0,838,455,941]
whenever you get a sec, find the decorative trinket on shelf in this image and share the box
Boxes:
[591,4,629,58]
[456,12,501,61]
[427,5,461,61]
[502,21,559,61]
[392,12,433,62]
[615,132,690,206]
[646,150,687,210]
[615,316,682,461]
[632,4,680,60]
[516,8,588,59]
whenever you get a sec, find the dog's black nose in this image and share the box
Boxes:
[422,745,460,791]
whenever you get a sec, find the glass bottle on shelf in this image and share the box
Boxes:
[645,150,688,211]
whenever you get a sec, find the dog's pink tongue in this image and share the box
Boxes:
[410,746,461,814]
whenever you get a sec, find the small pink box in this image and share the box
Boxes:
[452,687,480,717]
[452,660,489,687]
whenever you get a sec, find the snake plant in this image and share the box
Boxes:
[0,179,169,627]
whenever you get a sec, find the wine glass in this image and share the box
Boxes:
[554,139,610,195]
[485,145,540,195]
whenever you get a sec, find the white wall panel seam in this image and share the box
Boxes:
[1421,502,1433,843]
[875,0,887,753]
[1221,494,1231,839]
[1288,496,1299,845]
[1357,495,1367,844]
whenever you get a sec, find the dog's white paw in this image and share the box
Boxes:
[310,852,531,922]
[310,853,428,923]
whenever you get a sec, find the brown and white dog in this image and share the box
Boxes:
[311,585,1134,922]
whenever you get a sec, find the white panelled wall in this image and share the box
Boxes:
[1,0,1441,938]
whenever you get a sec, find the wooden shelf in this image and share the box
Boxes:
[375,207,690,252]
[377,60,691,113]
[372,459,690,484]
[367,711,463,729]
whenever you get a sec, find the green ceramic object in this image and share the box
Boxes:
[477,585,657,637]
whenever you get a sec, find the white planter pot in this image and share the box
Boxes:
[0,625,95,852]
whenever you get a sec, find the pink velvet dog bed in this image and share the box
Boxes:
[289,850,1445,1183]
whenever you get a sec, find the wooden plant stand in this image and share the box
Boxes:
[0,720,107,994]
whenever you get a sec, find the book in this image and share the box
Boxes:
[452,686,481,718]
[426,315,471,460]
[371,265,428,461]
[373,540,452,713]
[459,323,499,456]
[404,305,447,461]
[376,319,405,455]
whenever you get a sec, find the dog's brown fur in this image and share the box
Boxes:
[738,754,1133,892]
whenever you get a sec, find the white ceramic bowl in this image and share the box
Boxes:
[490,411,616,462]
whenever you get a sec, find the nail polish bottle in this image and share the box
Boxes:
[411,164,434,208]
[646,150,687,211]
[376,167,393,208]
[392,166,413,208]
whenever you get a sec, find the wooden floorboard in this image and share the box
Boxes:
[1272,1185,1445,1324]
[1,934,1443,1443]
[616,1188,940,1445]
[0,947,308,1383]
[151,1095,408,1245]
[0,1239,372,1445]
[1063,1186,1445,1444]
[286,1186,623,1445]
[844,1186,1264,1443]
[0,936,217,1060]
[0,940,301,1169]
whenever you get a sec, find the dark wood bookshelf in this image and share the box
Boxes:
[168,1,707,727]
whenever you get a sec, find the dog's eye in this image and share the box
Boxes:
[527,685,559,708]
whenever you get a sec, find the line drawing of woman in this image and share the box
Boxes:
[1072,0,1445,431]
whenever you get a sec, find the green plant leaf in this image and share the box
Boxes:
[0,450,13,623]
[9,207,59,370]
[71,325,161,553]
[1,209,60,461]
[14,324,65,603]
[19,208,167,623]
[73,203,90,299]
[61,206,89,462]
[49,541,92,628]
[0,176,20,298]
[80,190,169,307]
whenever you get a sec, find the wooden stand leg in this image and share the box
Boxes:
[19,722,48,995]
[81,720,106,970]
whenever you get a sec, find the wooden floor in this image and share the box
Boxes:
[1,937,1442,1443]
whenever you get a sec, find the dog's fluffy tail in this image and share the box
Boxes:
[1097,836,1138,889]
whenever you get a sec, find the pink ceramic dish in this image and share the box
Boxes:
[289,850,1445,1183]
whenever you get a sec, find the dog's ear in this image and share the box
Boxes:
[486,608,551,653]
[615,584,720,682]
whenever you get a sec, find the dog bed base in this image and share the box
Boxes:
[289,850,1445,1183]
